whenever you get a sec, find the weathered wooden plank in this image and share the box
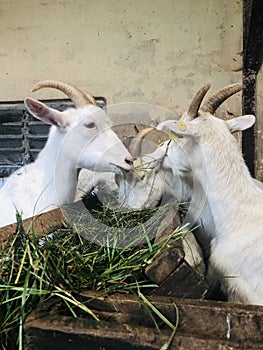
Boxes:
[24,314,163,350]
[24,314,263,350]
[145,247,185,284]
[0,207,64,248]
[154,207,182,242]
[78,292,263,342]
[146,212,208,299]
[24,293,263,350]
[150,259,208,299]
[144,205,207,299]
[171,335,263,350]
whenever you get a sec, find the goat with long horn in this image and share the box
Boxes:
[117,83,263,305]
[32,80,98,107]
[156,83,263,304]
[0,80,133,227]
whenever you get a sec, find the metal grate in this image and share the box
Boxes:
[0,97,106,180]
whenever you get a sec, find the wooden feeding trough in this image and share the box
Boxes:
[0,98,263,349]
[1,207,263,350]
[24,291,263,350]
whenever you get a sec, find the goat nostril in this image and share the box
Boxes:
[125,157,134,166]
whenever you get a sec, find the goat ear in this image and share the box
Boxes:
[226,115,256,133]
[24,98,67,128]
[157,120,194,137]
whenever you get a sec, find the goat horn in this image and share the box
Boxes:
[187,84,211,119]
[133,124,140,134]
[31,80,97,107]
[128,126,155,158]
[200,83,242,114]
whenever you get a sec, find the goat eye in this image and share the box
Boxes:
[84,122,96,129]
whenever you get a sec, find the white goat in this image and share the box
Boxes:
[75,125,206,273]
[116,84,263,304]
[115,130,210,274]
[118,134,261,280]
[117,130,216,262]
[74,127,156,206]
[0,80,133,228]
[155,84,263,304]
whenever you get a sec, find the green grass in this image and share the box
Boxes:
[0,203,184,349]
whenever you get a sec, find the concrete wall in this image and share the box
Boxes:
[0,1,242,111]
[1,0,262,178]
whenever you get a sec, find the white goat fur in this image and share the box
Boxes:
[156,110,263,304]
[115,84,263,304]
[116,143,209,274]
[116,133,263,279]
[76,139,206,274]
[0,94,133,228]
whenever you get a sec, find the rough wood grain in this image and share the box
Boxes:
[145,247,185,284]
[0,208,64,248]
[24,293,263,350]
[149,259,208,299]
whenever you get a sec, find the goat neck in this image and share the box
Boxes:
[37,125,79,205]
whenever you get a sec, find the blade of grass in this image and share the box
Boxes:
[14,244,28,285]
[160,303,179,350]
[138,292,175,329]
[138,292,179,350]
[1,204,188,348]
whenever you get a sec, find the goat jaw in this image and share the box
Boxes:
[200,83,242,115]
[31,80,97,108]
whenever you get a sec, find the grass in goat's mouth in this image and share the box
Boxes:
[0,202,183,349]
